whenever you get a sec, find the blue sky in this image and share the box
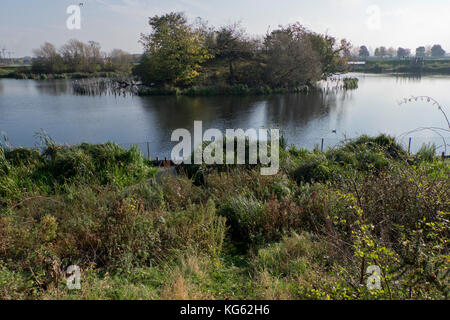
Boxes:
[1,0,450,57]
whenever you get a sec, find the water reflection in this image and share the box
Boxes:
[394,73,422,84]
[34,80,71,96]
[133,91,344,156]
[0,74,449,156]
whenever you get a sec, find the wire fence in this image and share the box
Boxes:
[114,136,450,161]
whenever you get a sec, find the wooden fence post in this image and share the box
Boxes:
[321,138,324,152]
[147,142,150,160]
[408,137,412,155]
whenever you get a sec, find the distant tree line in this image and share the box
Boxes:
[133,12,351,88]
[32,39,133,74]
[357,44,446,59]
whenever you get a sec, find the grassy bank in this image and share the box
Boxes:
[349,59,450,74]
[137,83,313,97]
[137,78,359,97]
[0,66,129,80]
[0,136,448,300]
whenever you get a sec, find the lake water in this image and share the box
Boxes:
[0,73,449,157]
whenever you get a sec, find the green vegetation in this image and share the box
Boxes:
[32,40,133,75]
[0,65,128,80]
[0,40,136,80]
[137,83,311,96]
[133,13,212,87]
[349,58,450,74]
[343,78,359,90]
[133,12,350,95]
[359,44,446,60]
[1,134,448,300]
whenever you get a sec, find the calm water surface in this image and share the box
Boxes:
[0,73,449,157]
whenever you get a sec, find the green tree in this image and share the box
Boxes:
[397,47,410,58]
[359,46,370,59]
[374,48,380,57]
[32,42,64,73]
[59,39,103,73]
[415,46,426,57]
[431,44,446,58]
[308,35,351,76]
[213,23,254,84]
[263,23,322,87]
[386,47,396,57]
[108,49,132,71]
[381,46,387,56]
[374,46,387,57]
[135,12,212,86]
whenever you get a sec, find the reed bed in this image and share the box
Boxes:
[72,78,139,97]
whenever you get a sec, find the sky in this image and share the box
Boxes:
[1,0,450,57]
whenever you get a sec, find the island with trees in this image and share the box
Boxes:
[2,12,354,96]
[133,12,352,95]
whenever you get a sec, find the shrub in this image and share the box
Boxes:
[5,148,43,166]
[44,143,149,185]
[341,134,406,160]
[326,135,406,172]
[292,153,332,184]
[219,193,302,247]
[219,195,265,245]
[48,147,95,182]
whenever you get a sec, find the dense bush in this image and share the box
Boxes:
[292,153,332,183]
[43,143,149,185]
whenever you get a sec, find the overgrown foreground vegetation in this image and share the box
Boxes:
[0,136,448,300]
